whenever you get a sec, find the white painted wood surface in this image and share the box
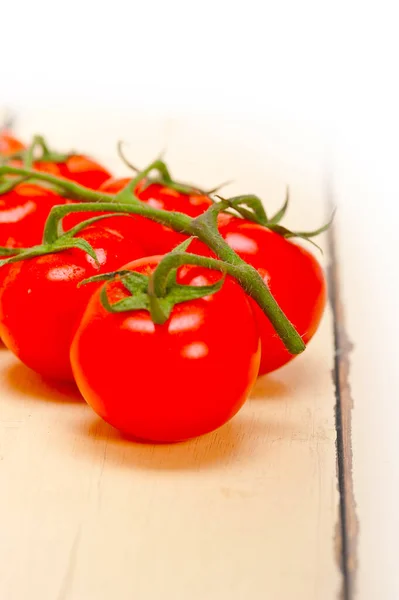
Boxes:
[0,115,341,599]
[332,136,399,600]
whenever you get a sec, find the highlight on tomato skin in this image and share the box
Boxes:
[0,225,146,382]
[70,256,261,443]
[0,184,68,249]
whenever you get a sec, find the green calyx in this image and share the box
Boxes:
[217,188,335,252]
[81,238,227,325]
[0,213,126,269]
[82,264,225,325]
[117,142,227,197]
[263,188,336,251]
[0,237,96,270]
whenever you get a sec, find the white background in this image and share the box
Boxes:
[2,2,399,597]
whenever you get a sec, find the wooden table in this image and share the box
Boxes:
[0,112,374,599]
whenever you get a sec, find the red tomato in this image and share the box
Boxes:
[0,133,25,156]
[8,154,111,189]
[217,216,327,375]
[135,179,212,214]
[0,226,145,381]
[70,256,260,442]
[0,184,66,248]
[63,178,212,254]
[62,177,150,245]
[54,155,111,189]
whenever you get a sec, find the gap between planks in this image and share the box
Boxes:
[326,176,358,600]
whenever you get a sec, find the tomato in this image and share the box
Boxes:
[70,256,260,442]
[217,216,327,375]
[0,184,66,249]
[53,155,111,190]
[101,178,195,253]
[8,154,111,189]
[0,133,25,156]
[63,178,212,254]
[0,226,145,381]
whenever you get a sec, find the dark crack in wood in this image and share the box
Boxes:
[326,177,358,600]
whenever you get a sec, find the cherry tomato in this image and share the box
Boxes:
[0,133,25,156]
[63,178,212,254]
[217,216,327,375]
[70,256,260,442]
[0,184,66,249]
[9,154,111,189]
[0,226,145,381]
[102,178,196,253]
[54,155,111,189]
[0,134,59,177]
[137,179,212,253]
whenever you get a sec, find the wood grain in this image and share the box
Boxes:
[0,115,342,599]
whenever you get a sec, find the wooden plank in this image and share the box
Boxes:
[331,140,399,600]
[0,114,342,599]
[327,203,358,599]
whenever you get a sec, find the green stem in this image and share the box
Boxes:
[115,159,173,202]
[0,176,30,194]
[189,204,305,352]
[34,135,51,155]
[117,144,173,184]
[233,264,305,354]
[152,248,305,355]
[52,211,139,242]
[0,163,305,354]
[147,276,170,324]
[46,200,304,353]
[151,252,235,297]
[227,195,268,224]
[23,137,40,169]
[0,247,28,257]
[42,202,193,245]
[0,165,109,201]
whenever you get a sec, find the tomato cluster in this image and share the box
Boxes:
[0,132,327,443]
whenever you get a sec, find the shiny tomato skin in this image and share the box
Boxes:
[135,179,212,253]
[70,256,260,442]
[136,180,212,215]
[9,155,111,189]
[62,203,142,245]
[97,176,130,194]
[62,177,148,246]
[218,216,327,375]
[100,177,212,216]
[64,178,212,254]
[55,155,111,189]
[0,133,25,156]
[0,184,66,249]
[0,137,109,187]
[0,226,145,381]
